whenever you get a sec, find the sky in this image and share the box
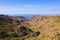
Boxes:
[0,0,60,15]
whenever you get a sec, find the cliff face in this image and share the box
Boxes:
[0,15,60,40]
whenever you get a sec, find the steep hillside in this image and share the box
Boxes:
[0,15,40,40]
[0,14,60,40]
[27,15,60,40]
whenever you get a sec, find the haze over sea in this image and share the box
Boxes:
[7,13,60,18]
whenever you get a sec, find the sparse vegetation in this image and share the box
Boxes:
[0,15,60,40]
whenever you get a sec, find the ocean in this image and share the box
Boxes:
[9,14,36,18]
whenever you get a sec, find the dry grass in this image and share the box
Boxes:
[0,15,60,40]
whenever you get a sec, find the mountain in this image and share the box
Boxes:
[0,14,40,40]
[28,15,60,40]
[0,14,60,40]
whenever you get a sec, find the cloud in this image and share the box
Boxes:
[0,6,40,15]
[25,5,33,7]
[0,4,60,15]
